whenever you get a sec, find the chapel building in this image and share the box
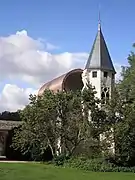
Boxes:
[38,22,116,101]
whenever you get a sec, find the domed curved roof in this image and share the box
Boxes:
[38,68,83,96]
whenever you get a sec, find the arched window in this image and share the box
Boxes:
[101,87,110,104]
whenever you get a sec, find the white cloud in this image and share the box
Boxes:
[46,42,59,51]
[0,30,88,87]
[0,30,88,112]
[0,84,37,112]
[115,63,122,81]
[0,30,123,112]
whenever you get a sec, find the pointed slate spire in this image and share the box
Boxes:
[85,21,116,73]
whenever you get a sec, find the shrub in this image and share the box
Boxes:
[53,154,70,166]
[64,157,135,172]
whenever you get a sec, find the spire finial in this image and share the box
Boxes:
[98,4,101,31]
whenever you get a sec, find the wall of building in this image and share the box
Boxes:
[88,69,102,98]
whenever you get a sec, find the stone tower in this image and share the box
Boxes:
[82,22,116,103]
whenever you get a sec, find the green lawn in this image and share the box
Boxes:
[0,162,134,180]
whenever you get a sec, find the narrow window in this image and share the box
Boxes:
[104,71,108,78]
[101,92,105,99]
[92,71,97,78]
[101,92,105,104]
[112,73,115,79]
[106,92,109,100]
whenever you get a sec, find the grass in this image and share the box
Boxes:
[0,162,134,180]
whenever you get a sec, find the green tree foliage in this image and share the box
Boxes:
[111,44,135,166]
[12,91,58,160]
[12,90,85,159]
[119,44,135,103]
[115,104,135,166]
[55,90,87,156]
[82,85,107,155]
[12,86,107,160]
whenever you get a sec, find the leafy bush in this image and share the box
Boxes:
[64,157,135,172]
[53,154,70,166]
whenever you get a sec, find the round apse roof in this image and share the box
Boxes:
[38,68,83,96]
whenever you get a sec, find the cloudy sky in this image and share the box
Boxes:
[0,0,134,112]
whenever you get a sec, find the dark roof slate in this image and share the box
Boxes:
[85,23,116,73]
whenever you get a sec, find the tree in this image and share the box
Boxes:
[114,103,135,166]
[12,85,107,160]
[54,90,85,156]
[103,87,125,157]
[81,84,107,157]
[119,44,135,103]
[111,44,135,166]
[12,90,88,159]
[55,86,107,157]
[12,91,58,160]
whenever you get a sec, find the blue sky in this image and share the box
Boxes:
[0,0,134,65]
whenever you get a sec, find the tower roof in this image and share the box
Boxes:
[85,23,116,73]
